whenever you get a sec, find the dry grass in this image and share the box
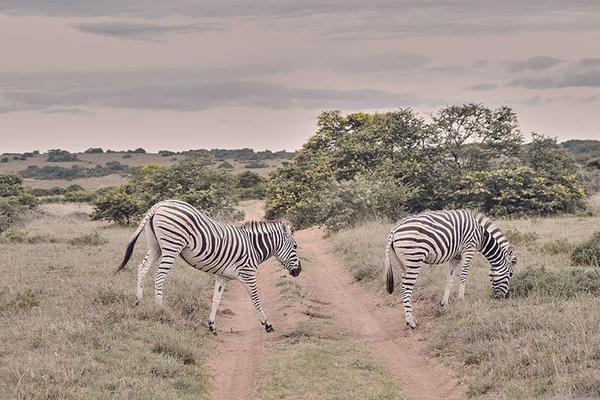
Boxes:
[0,203,214,399]
[331,214,600,399]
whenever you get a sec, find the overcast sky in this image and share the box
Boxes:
[1,1,600,152]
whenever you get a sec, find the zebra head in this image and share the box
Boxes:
[490,245,516,299]
[275,221,301,277]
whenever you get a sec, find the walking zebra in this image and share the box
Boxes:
[384,209,516,328]
[116,199,301,334]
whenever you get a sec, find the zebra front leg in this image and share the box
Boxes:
[458,248,476,301]
[240,276,273,333]
[208,277,228,335]
[401,264,421,328]
[441,258,459,307]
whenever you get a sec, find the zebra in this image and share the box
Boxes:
[115,199,301,334]
[384,209,516,328]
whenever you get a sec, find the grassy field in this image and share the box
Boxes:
[331,203,600,399]
[0,152,286,190]
[0,203,215,399]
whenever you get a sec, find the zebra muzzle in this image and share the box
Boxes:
[290,265,301,277]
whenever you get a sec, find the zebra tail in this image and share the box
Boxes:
[114,204,157,274]
[384,232,396,294]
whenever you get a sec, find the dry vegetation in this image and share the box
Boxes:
[331,202,600,399]
[0,203,215,399]
[0,152,284,191]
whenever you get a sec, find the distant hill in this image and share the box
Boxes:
[0,148,296,190]
[560,139,600,166]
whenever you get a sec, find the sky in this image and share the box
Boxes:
[1,1,600,153]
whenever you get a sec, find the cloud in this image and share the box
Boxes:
[331,54,430,73]
[2,1,600,37]
[72,21,217,40]
[506,56,563,72]
[0,71,436,113]
[468,83,498,91]
[508,58,600,88]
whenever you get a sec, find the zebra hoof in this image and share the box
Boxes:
[264,323,274,333]
[406,321,417,329]
[208,321,217,335]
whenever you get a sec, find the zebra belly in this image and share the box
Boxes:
[180,247,239,279]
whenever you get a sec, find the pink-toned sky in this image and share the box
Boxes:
[1,1,600,152]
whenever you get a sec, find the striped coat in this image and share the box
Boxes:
[384,209,516,328]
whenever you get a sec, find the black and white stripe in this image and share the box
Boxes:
[116,199,301,334]
[384,209,516,328]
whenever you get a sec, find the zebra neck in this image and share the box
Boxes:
[248,231,280,265]
[478,220,508,267]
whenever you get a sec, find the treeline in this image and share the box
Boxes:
[21,161,129,180]
[266,105,588,230]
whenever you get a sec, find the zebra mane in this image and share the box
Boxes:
[471,209,514,255]
[238,219,293,235]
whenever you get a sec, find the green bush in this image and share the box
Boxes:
[21,162,128,180]
[318,174,413,232]
[84,147,104,154]
[64,191,95,203]
[0,174,37,234]
[1,157,8,163]
[571,232,600,267]
[91,187,144,224]
[237,171,266,200]
[158,150,176,157]
[511,266,600,298]
[47,149,79,162]
[92,158,242,224]
[0,198,27,234]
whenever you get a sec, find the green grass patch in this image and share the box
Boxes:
[259,320,404,400]
[512,266,600,298]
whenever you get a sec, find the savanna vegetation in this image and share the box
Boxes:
[266,105,587,231]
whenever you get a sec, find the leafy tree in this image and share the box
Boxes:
[237,171,266,200]
[525,133,577,177]
[91,187,144,224]
[432,104,522,171]
[0,174,37,233]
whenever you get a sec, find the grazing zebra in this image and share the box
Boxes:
[115,199,301,334]
[384,209,516,328]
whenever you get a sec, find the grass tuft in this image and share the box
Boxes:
[571,231,600,266]
[512,265,600,298]
[68,231,108,246]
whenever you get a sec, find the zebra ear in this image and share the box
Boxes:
[281,220,294,237]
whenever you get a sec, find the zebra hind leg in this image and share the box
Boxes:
[208,277,229,335]
[441,258,459,307]
[401,262,422,328]
[239,275,273,333]
[135,248,160,306]
[154,248,182,306]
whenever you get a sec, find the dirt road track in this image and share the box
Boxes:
[207,221,466,400]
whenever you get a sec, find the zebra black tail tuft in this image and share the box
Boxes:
[115,233,140,274]
[386,265,394,294]
[114,204,158,275]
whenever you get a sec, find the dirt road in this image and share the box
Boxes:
[207,204,465,399]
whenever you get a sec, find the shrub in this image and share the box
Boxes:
[217,161,234,169]
[123,154,132,159]
[318,174,413,232]
[91,187,144,224]
[571,232,600,267]
[21,163,128,180]
[0,157,8,163]
[68,231,108,246]
[0,198,27,234]
[245,161,269,169]
[47,149,79,162]
[127,148,146,154]
[237,171,266,200]
[541,239,572,255]
[158,150,176,157]
[64,191,95,203]
[84,147,104,154]
[511,266,600,298]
